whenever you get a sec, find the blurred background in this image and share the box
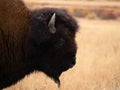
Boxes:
[5,0,120,90]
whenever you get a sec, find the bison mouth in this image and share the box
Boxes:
[39,55,76,87]
[43,57,76,87]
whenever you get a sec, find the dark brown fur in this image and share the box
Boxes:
[0,0,78,89]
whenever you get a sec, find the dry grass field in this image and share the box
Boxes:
[4,1,120,90]
[23,0,120,20]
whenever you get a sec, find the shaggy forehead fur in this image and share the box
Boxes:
[30,8,78,34]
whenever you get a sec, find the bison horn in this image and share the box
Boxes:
[48,13,56,34]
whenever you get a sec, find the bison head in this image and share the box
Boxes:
[25,8,78,86]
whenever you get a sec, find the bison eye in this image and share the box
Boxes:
[55,38,65,48]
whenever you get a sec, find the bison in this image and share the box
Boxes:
[0,0,78,89]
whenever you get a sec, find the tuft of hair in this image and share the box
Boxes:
[30,8,78,35]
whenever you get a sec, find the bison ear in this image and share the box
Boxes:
[48,13,56,34]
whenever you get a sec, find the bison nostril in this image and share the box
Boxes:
[72,57,76,64]
[70,57,76,67]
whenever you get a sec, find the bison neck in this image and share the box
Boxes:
[0,0,32,89]
[0,0,30,58]
[0,30,34,89]
[0,60,34,89]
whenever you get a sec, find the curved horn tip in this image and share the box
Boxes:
[48,13,56,34]
[49,13,56,25]
[53,13,56,18]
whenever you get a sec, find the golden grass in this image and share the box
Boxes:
[4,18,120,90]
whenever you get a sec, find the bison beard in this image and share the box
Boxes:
[0,1,78,89]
